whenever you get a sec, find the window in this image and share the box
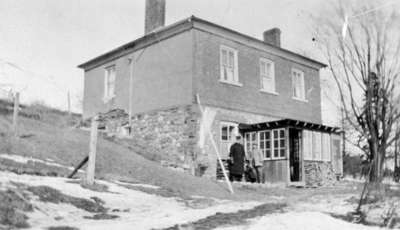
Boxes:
[104,65,116,101]
[244,132,258,156]
[259,131,272,159]
[303,130,313,160]
[220,122,238,142]
[292,69,305,100]
[322,133,331,161]
[260,58,275,93]
[259,128,286,160]
[220,45,240,85]
[274,129,286,158]
[303,130,331,162]
[312,132,322,161]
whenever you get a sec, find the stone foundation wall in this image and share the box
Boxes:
[304,161,336,187]
[100,106,203,174]
[128,105,202,174]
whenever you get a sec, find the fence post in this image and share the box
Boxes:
[12,92,20,137]
[86,115,99,185]
[67,91,71,116]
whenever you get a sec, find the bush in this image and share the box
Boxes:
[343,154,364,178]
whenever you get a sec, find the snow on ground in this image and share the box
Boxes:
[0,153,78,171]
[217,211,383,230]
[0,171,261,230]
[113,179,160,189]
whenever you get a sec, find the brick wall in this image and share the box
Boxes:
[193,29,323,124]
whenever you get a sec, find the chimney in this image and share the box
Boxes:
[145,0,166,34]
[263,28,281,47]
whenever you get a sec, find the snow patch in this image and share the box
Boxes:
[217,211,384,230]
[113,180,160,189]
[0,153,78,171]
[0,171,260,230]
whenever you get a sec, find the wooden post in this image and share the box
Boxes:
[67,91,71,116]
[86,115,99,185]
[196,94,234,194]
[12,92,19,136]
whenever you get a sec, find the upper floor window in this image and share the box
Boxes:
[104,65,116,101]
[220,45,240,86]
[260,58,275,93]
[292,69,305,100]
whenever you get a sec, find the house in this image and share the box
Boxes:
[78,0,343,186]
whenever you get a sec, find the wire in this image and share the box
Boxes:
[349,0,399,19]
[0,57,67,93]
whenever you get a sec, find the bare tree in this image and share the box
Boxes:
[314,0,400,183]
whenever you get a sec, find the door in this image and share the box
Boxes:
[289,128,302,182]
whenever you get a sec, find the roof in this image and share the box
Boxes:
[78,15,327,70]
[239,119,340,133]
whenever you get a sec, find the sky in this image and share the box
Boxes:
[0,0,346,125]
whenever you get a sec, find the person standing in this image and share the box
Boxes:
[248,143,263,183]
[229,136,246,182]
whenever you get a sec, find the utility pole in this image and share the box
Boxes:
[128,58,133,129]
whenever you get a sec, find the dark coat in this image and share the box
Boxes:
[229,143,245,175]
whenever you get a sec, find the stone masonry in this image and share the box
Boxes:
[304,161,336,187]
[126,105,204,174]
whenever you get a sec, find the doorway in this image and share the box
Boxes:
[289,128,302,182]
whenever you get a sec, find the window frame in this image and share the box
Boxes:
[244,132,258,157]
[322,133,332,162]
[259,58,276,94]
[291,68,306,101]
[104,65,116,102]
[303,130,331,162]
[258,128,286,160]
[219,45,241,86]
[220,121,238,142]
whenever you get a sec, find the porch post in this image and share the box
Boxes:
[286,127,290,185]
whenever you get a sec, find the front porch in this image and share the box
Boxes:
[239,119,342,186]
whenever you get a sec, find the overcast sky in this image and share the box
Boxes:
[0,0,352,125]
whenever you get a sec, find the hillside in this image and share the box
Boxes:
[0,101,240,200]
[0,100,399,229]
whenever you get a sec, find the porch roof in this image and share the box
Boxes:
[239,119,340,133]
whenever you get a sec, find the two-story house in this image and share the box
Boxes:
[78,0,343,186]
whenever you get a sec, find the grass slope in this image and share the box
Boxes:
[0,113,237,199]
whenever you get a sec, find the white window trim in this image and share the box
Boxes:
[322,133,332,162]
[292,68,307,102]
[259,58,277,94]
[219,45,241,86]
[259,128,286,161]
[304,130,333,162]
[244,132,258,157]
[259,89,279,95]
[220,121,239,142]
[103,65,116,102]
